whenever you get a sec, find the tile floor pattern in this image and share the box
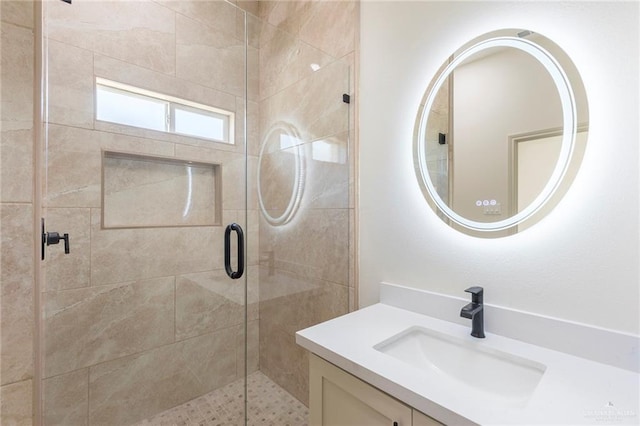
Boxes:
[134,372,308,426]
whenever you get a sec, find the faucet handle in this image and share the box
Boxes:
[464,286,483,304]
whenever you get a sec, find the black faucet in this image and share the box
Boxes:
[460,286,485,338]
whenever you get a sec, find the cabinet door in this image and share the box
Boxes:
[413,410,444,426]
[309,354,413,426]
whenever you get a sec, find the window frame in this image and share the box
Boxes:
[169,103,230,142]
[95,78,235,144]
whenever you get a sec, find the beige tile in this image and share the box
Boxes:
[103,154,219,228]
[237,319,260,377]
[1,1,34,28]
[176,14,244,96]
[344,52,356,211]
[247,155,259,211]
[259,320,309,405]
[93,53,242,153]
[259,270,348,336]
[45,40,94,129]
[168,220,220,275]
[90,209,218,285]
[94,54,237,115]
[43,276,175,378]
[296,40,336,86]
[45,0,176,75]
[258,1,310,37]
[44,123,101,207]
[301,59,351,140]
[42,208,90,291]
[173,144,256,211]
[89,328,237,425]
[234,96,252,154]
[257,24,334,102]
[349,208,356,290]
[349,128,356,210]
[236,2,247,48]
[298,1,357,60]
[258,269,347,404]
[1,22,34,131]
[260,208,349,286]
[176,269,250,341]
[174,135,244,162]
[258,143,299,216]
[236,96,260,157]
[45,124,174,208]
[302,134,349,210]
[171,221,224,274]
[157,0,238,40]
[236,1,259,17]
[0,204,34,386]
[349,287,356,312]
[259,28,299,100]
[246,209,260,266]
[0,379,32,426]
[248,44,260,102]
[43,369,88,426]
[259,59,349,145]
[0,129,33,203]
[93,120,241,156]
[245,12,264,50]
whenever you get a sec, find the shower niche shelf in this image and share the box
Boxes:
[102,150,221,229]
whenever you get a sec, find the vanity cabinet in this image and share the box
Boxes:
[309,354,443,426]
[413,410,443,426]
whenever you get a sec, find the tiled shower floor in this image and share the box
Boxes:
[134,372,308,426]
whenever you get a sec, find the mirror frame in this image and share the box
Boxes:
[414,29,587,236]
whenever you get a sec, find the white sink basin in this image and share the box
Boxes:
[374,326,546,404]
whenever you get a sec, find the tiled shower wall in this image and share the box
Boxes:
[0,1,359,424]
[1,2,36,425]
[256,1,358,405]
[39,1,259,424]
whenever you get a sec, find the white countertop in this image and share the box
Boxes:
[296,303,640,425]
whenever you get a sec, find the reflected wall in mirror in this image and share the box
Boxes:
[258,121,306,226]
[414,29,588,237]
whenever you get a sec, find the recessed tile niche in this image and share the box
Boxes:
[102,151,221,228]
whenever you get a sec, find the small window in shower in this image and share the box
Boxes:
[96,78,234,144]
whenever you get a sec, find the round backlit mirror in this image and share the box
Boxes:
[414,29,588,237]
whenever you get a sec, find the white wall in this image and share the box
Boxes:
[452,47,563,221]
[359,1,639,334]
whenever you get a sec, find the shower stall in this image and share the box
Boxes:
[38,1,354,424]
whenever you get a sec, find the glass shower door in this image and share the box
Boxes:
[39,1,249,424]
[248,11,353,424]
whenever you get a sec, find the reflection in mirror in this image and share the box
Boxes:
[415,29,588,237]
[258,122,306,226]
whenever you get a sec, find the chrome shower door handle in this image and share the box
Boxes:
[224,223,244,279]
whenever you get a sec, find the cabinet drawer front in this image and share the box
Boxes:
[310,354,413,426]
